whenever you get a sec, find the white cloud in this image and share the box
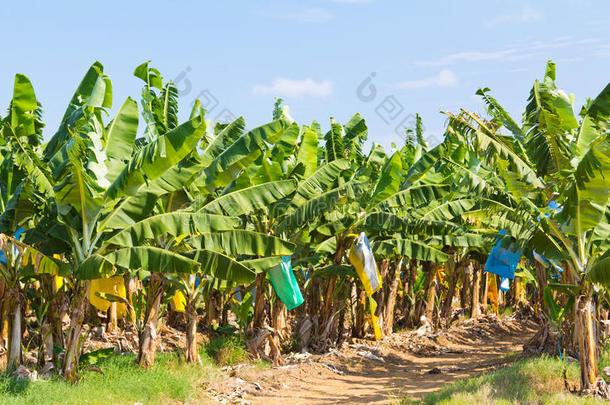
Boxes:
[486,7,542,27]
[397,70,458,89]
[417,38,600,67]
[253,78,334,97]
[281,8,334,23]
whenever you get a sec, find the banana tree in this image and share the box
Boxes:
[108,70,299,363]
[1,62,213,380]
[0,73,69,370]
[0,233,67,371]
[360,142,488,331]
[445,61,610,391]
[190,104,311,359]
[272,115,371,346]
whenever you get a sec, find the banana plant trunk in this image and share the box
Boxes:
[404,259,417,327]
[480,271,489,314]
[322,276,337,329]
[423,262,437,323]
[441,261,460,327]
[252,273,266,330]
[137,272,163,368]
[512,276,524,308]
[576,292,599,391]
[373,259,390,333]
[107,302,118,333]
[124,275,138,327]
[6,288,22,371]
[382,260,401,336]
[184,298,200,364]
[0,279,7,350]
[470,261,481,318]
[460,263,472,310]
[534,261,548,317]
[41,320,53,367]
[206,290,223,326]
[62,281,90,381]
[320,241,347,336]
[42,275,66,366]
[272,298,287,339]
[353,286,366,338]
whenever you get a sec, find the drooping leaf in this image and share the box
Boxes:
[105,212,239,247]
[201,180,297,216]
[183,249,255,283]
[188,230,294,257]
[291,159,350,207]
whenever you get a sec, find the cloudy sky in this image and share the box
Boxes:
[1,0,608,151]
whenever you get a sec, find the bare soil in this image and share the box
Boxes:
[207,314,538,404]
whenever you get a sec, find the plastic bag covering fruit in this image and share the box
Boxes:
[52,254,64,292]
[89,276,127,316]
[268,256,304,310]
[484,230,521,280]
[349,232,382,296]
[171,291,186,312]
[368,296,382,340]
[170,274,197,312]
[487,274,499,314]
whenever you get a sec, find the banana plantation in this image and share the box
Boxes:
[1,59,610,398]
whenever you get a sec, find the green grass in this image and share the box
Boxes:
[0,352,216,405]
[497,306,514,317]
[398,355,607,405]
[0,336,257,405]
[204,335,250,366]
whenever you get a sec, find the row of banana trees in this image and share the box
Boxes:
[0,60,608,392]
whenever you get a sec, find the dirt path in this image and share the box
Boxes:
[208,315,537,404]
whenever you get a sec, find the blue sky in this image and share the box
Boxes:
[1,0,608,151]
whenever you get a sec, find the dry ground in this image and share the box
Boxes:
[208,314,538,404]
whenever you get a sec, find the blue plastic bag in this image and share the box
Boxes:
[0,227,25,265]
[484,230,521,280]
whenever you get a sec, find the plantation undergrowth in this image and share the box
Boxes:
[0,336,254,405]
[0,317,608,404]
[405,355,610,405]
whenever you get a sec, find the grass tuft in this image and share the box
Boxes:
[399,355,608,405]
[203,335,249,367]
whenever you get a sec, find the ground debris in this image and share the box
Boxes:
[356,350,385,362]
[210,315,536,404]
[283,351,312,363]
[427,365,462,374]
[319,361,345,375]
[207,386,251,405]
[14,365,38,381]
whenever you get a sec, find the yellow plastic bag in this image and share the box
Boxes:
[348,232,382,296]
[171,291,186,312]
[54,276,64,292]
[52,254,64,292]
[368,297,382,341]
[89,276,126,317]
[487,274,499,315]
